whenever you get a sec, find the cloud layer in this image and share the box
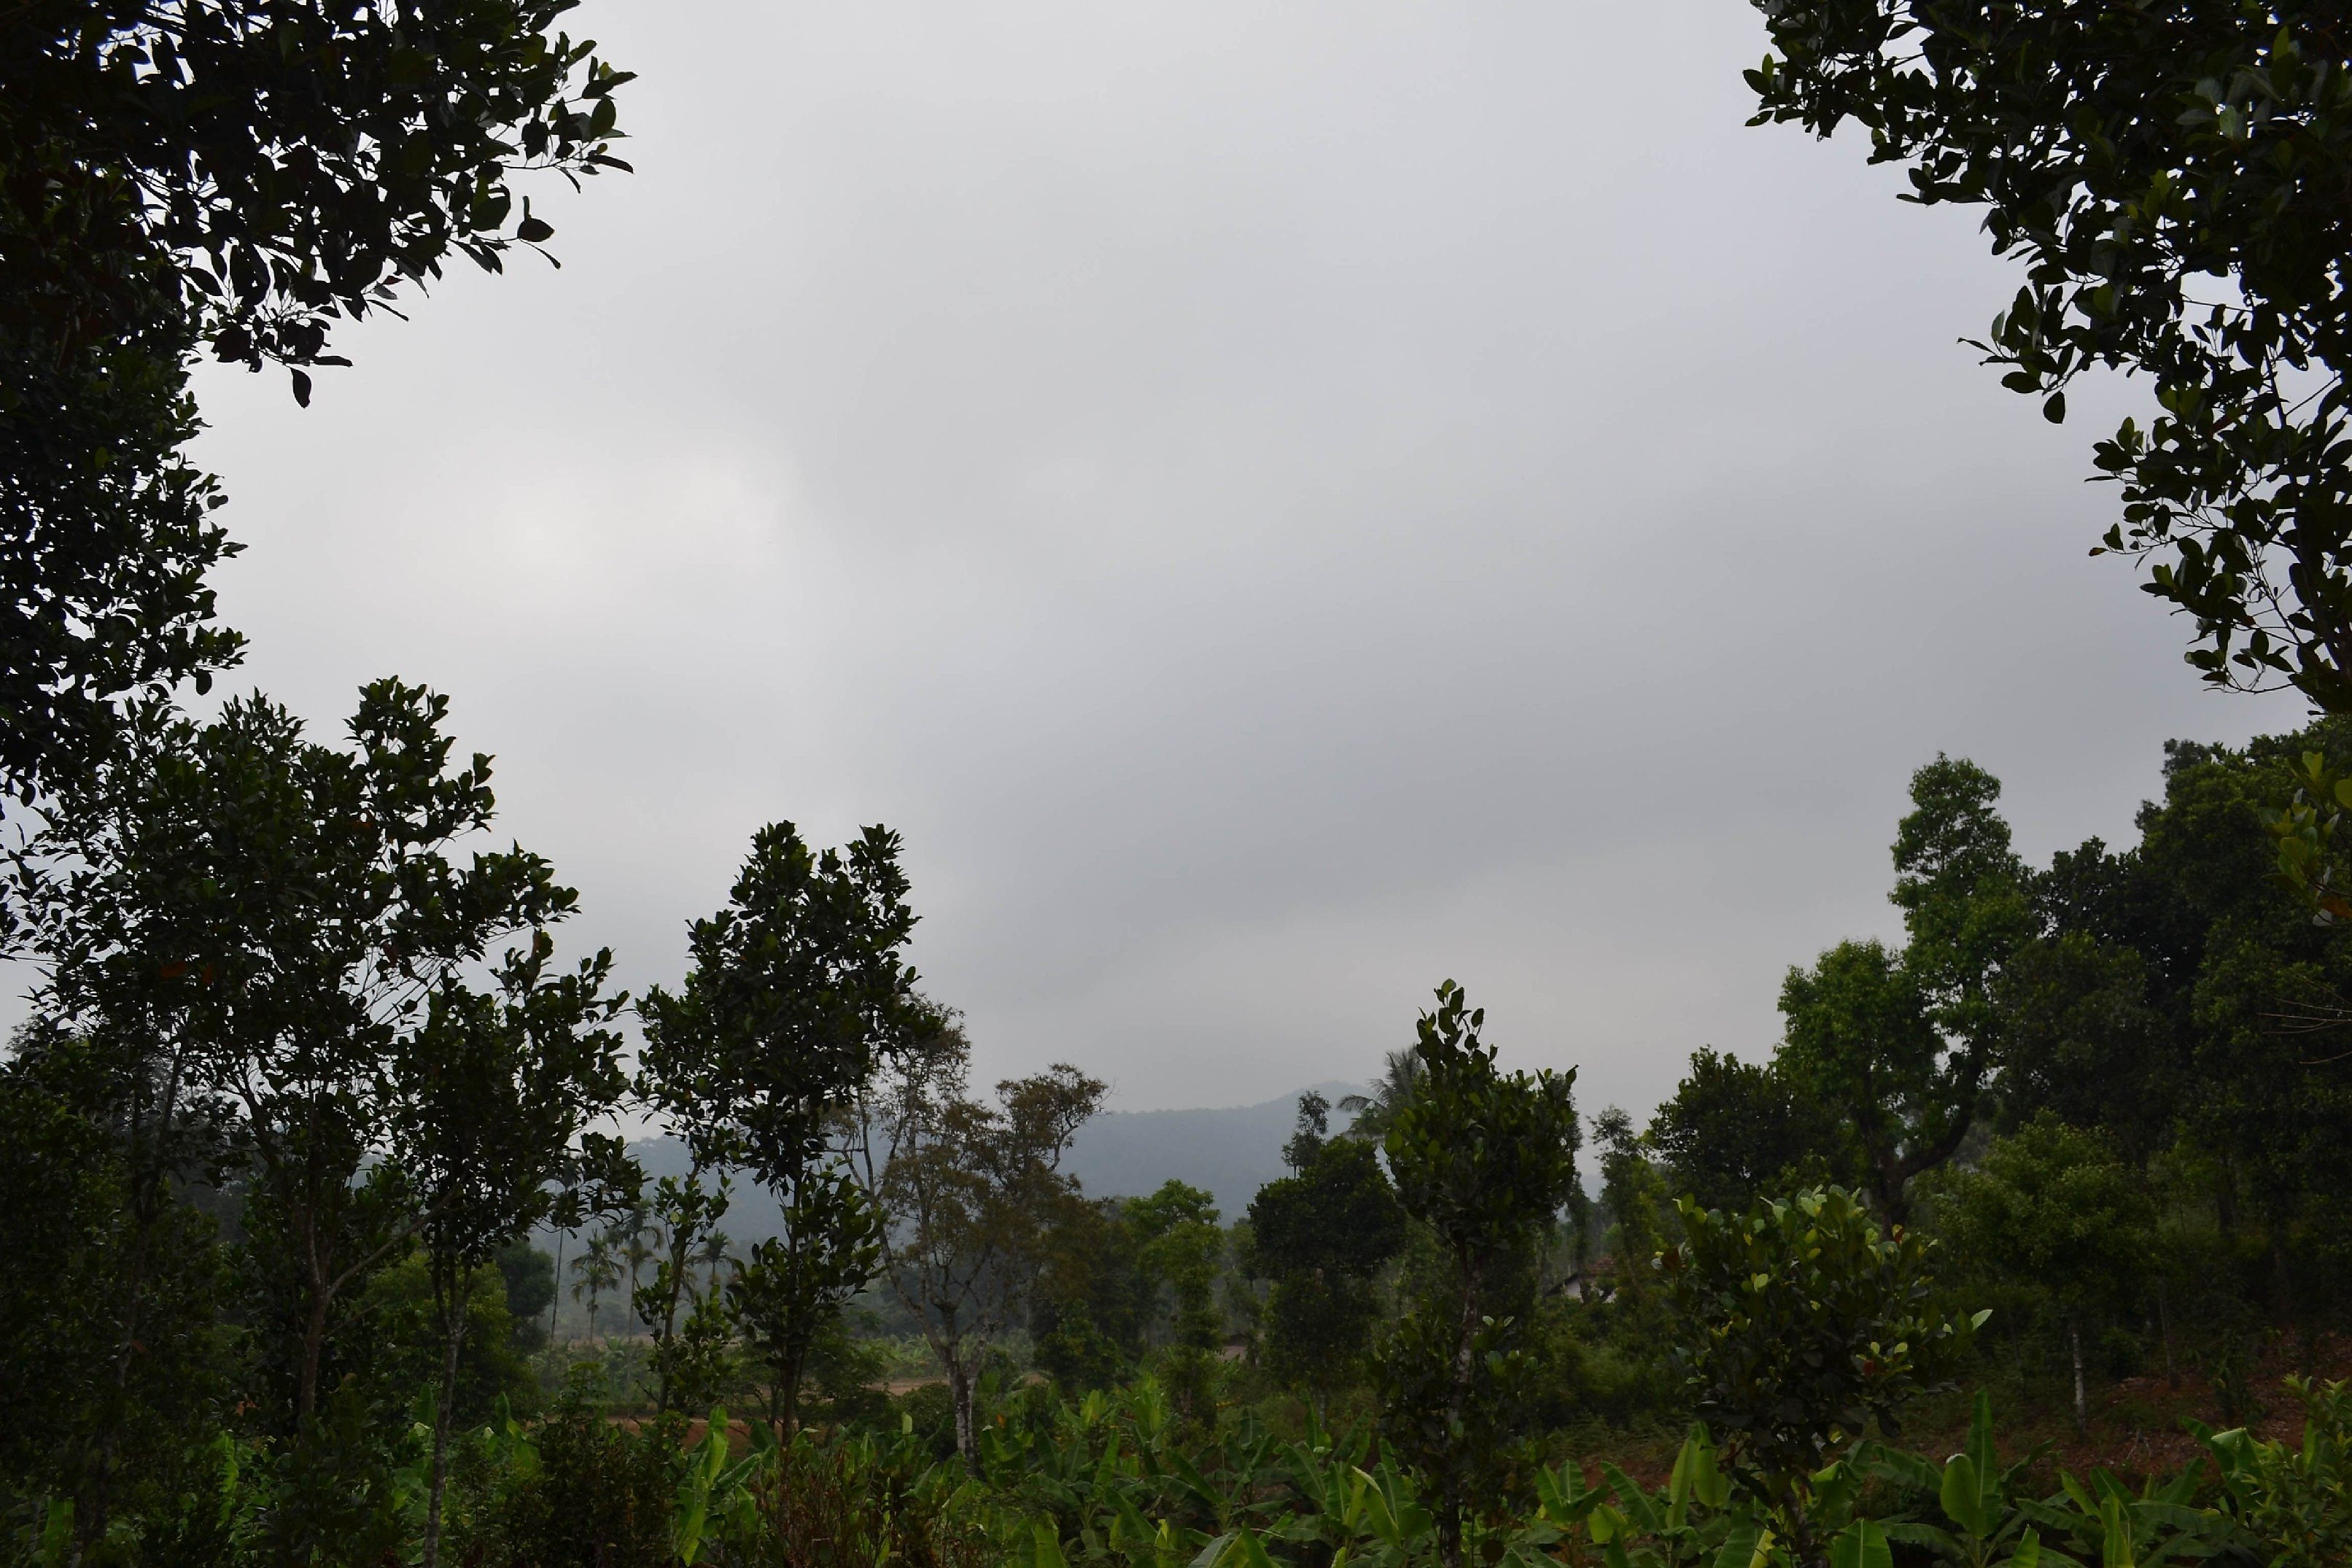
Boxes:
[181,1,2299,1120]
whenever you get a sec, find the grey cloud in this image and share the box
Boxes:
[162,1,2299,1123]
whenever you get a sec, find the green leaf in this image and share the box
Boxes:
[1711,1521,1769,1568]
[1943,1453,1991,1537]
[1829,1519,1894,1568]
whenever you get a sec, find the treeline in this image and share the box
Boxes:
[1013,736,2352,1435]
[1626,737,2352,1425]
[19,715,2352,1568]
[9,682,2352,1564]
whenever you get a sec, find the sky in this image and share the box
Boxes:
[167,1,2302,1122]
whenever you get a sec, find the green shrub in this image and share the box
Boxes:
[1662,1187,1980,1550]
[2197,1377,2352,1568]
[447,1395,675,1568]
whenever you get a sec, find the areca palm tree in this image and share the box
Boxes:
[572,1236,622,1342]
[696,1228,734,1299]
[616,1206,660,1316]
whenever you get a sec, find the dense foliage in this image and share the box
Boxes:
[0,1,630,800]
[1747,2,2352,712]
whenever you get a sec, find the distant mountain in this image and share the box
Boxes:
[604,1082,1364,1245]
[1060,1082,1365,1220]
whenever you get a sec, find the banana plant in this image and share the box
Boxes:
[1188,1528,1284,1568]
[672,1406,788,1564]
[1827,1519,1893,1568]
[2019,1466,2214,1568]
[1540,1429,1775,1568]
[1866,1392,2047,1568]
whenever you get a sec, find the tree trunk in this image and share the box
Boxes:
[421,1292,467,1568]
[654,1264,687,1416]
[947,1353,977,1472]
[1436,1262,1482,1568]
[85,1178,158,1557]
[775,1338,807,1437]
[87,1052,188,1553]
[2069,1314,2087,1437]
[298,1283,330,1422]
[2269,1241,2313,1370]
[549,1229,566,1347]
[1873,1150,1909,1224]
[2155,1281,2179,1392]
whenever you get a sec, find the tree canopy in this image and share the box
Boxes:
[1747,2,2352,710]
[0,1,629,799]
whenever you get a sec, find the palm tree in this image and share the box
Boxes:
[696,1228,734,1299]
[615,1206,659,1322]
[1335,1048,1422,1142]
[572,1236,621,1342]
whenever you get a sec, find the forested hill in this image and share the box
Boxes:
[620,1082,1362,1242]
[1059,1082,1365,1218]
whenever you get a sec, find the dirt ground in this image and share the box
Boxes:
[1579,1332,2351,1491]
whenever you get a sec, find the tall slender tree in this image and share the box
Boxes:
[1778,756,2025,1217]
[388,933,628,1568]
[1379,982,1581,1568]
[1246,1094,1406,1408]
[638,819,930,1431]
[851,1025,1105,1465]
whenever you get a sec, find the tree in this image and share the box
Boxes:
[638,818,930,1430]
[729,1169,882,1433]
[1778,940,1949,1217]
[1283,1087,1332,1170]
[1336,1048,1421,1143]
[1127,1179,1225,1427]
[1930,1114,2156,1434]
[15,680,581,1429]
[2130,723,2352,1332]
[0,1,631,796]
[1649,1047,1848,1213]
[387,929,628,1568]
[1989,928,2173,1157]
[1031,1199,1150,1394]
[633,1171,737,1416]
[1590,1106,1672,1340]
[1747,4,2352,711]
[1246,1095,1407,1406]
[1662,1187,1980,1559]
[0,1028,230,1547]
[609,1201,656,1302]
[1895,756,2034,1065]
[572,1235,620,1343]
[1378,981,1581,1568]
[495,1239,556,1355]
[699,1227,734,1298]
[853,1022,1106,1465]
[1777,756,2025,1216]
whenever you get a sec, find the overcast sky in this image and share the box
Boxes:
[174,1,2299,1122]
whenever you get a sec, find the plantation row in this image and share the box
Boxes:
[48,1321,2347,1567]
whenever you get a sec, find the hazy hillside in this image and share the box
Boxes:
[1060,1082,1364,1219]
[608,1082,1365,1245]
